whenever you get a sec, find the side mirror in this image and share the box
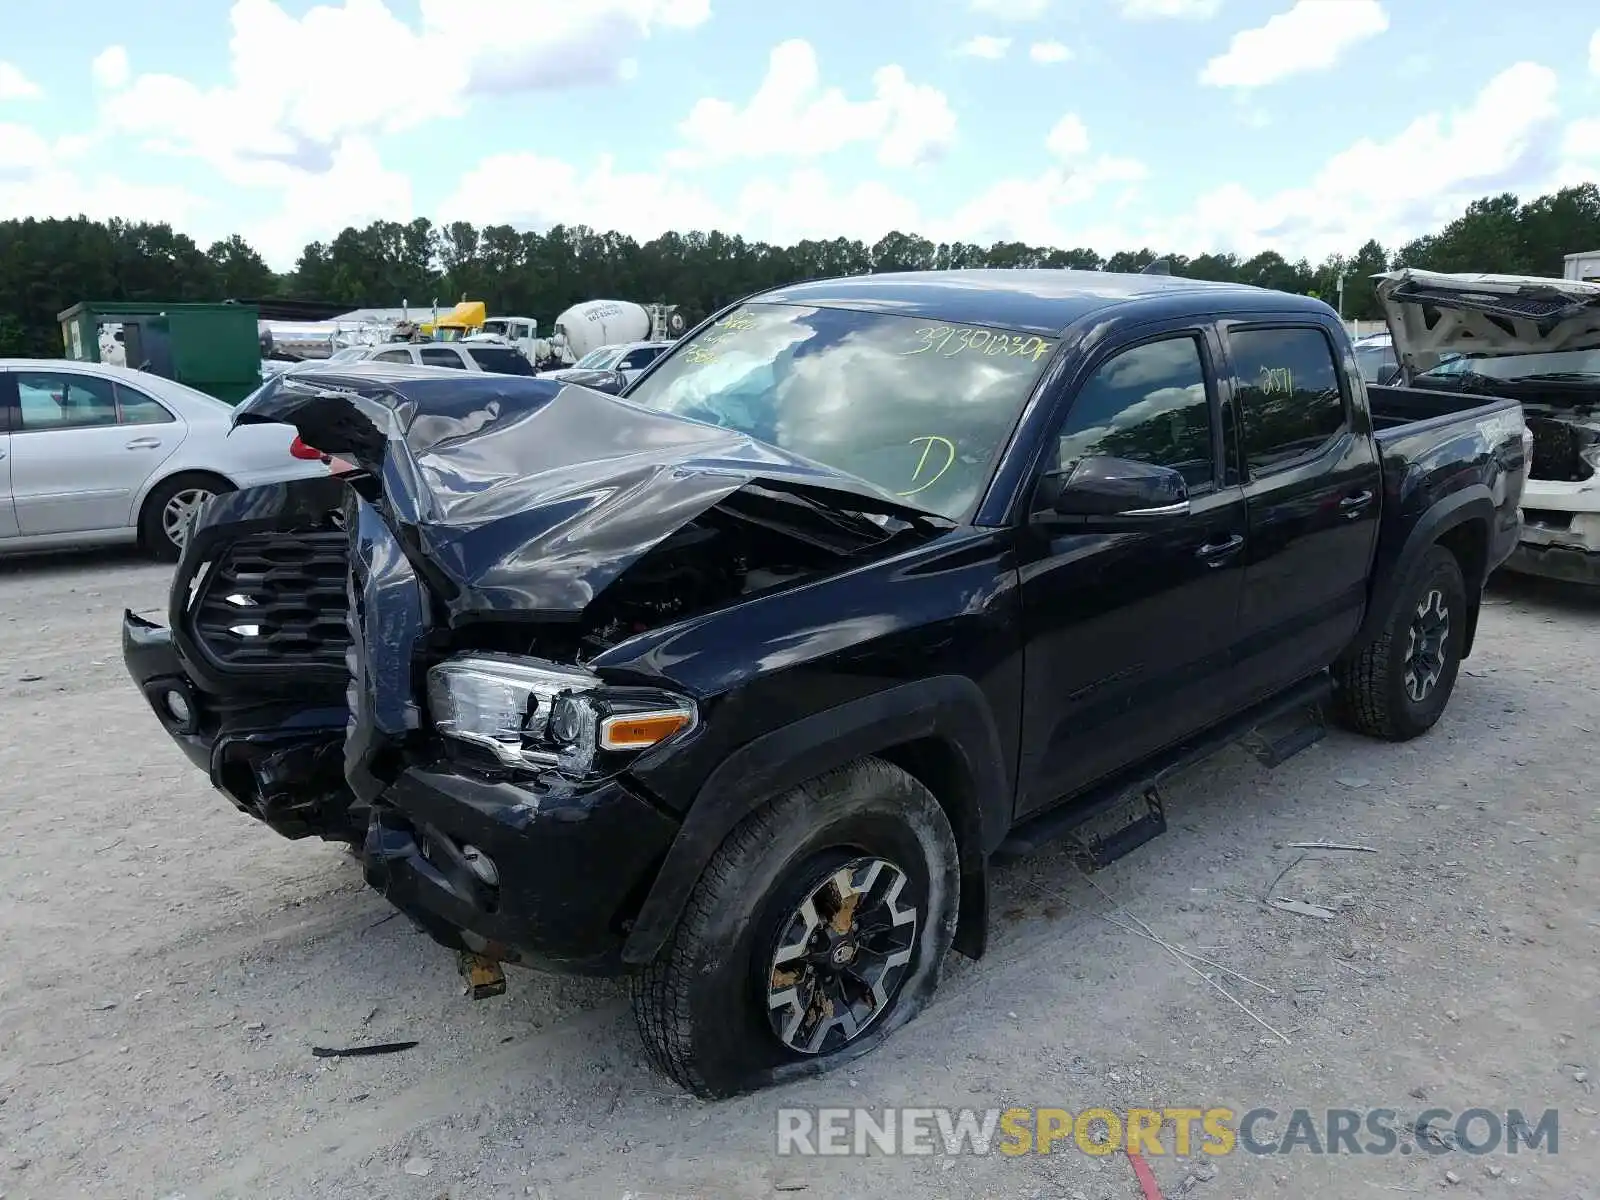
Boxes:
[1045,455,1189,519]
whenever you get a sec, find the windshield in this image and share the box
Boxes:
[576,347,621,369]
[327,347,367,362]
[1416,348,1600,382]
[624,302,1059,519]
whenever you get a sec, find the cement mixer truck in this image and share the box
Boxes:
[534,300,686,369]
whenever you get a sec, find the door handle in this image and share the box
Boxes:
[1196,534,1245,566]
[1339,490,1374,518]
[126,437,162,449]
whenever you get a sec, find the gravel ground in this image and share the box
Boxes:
[0,549,1595,1200]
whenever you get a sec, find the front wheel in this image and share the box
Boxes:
[1334,544,1468,741]
[631,758,959,1098]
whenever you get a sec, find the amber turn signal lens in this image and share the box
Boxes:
[599,710,692,751]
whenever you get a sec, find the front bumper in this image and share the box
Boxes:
[1505,477,1600,586]
[362,762,680,973]
[123,611,356,840]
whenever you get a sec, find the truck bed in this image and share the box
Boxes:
[1367,382,1517,434]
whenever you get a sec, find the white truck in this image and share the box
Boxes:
[464,316,541,364]
[535,301,686,369]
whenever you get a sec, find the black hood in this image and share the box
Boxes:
[233,364,943,621]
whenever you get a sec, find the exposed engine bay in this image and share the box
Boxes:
[470,486,925,664]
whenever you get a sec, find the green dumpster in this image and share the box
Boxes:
[57,300,262,404]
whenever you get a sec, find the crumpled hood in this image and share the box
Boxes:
[1375,268,1600,374]
[232,364,938,621]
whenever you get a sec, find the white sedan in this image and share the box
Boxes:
[0,359,330,561]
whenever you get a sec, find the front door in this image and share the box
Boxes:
[1016,328,1248,815]
[4,369,180,535]
[1222,320,1382,701]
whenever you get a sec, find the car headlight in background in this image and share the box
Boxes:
[426,653,696,775]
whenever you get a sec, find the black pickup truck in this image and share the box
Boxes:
[123,270,1530,1097]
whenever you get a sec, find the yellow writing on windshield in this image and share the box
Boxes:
[906,326,1054,362]
[681,311,760,364]
[897,435,957,497]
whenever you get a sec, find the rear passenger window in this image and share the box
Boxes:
[420,347,467,369]
[116,385,175,425]
[1056,335,1215,491]
[1229,327,1346,474]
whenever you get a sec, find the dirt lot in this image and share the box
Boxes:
[0,549,1594,1200]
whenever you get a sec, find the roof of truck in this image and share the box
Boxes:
[757,268,1328,336]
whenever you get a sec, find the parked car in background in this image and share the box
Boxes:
[1352,332,1400,384]
[0,360,330,560]
[1376,269,1600,585]
[561,340,673,385]
[126,271,1529,1096]
[300,342,537,376]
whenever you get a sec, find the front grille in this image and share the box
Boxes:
[192,531,351,671]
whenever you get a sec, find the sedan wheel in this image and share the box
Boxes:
[162,487,214,551]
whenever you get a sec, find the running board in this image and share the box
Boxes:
[996,672,1334,867]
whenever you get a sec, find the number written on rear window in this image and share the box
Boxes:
[1229,327,1347,474]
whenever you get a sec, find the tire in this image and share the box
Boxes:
[1334,544,1468,741]
[139,473,234,562]
[631,757,960,1099]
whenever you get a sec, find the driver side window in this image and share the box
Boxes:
[1055,335,1216,492]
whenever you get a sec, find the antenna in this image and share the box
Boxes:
[1141,258,1171,276]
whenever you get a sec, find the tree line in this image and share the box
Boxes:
[2,184,1597,359]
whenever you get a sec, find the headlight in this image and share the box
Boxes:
[425,652,696,775]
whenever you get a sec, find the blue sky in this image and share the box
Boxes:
[2,0,1597,269]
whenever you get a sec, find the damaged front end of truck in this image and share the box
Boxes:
[1377,269,1600,583]
[122,363,947,971]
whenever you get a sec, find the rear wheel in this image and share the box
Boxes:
[140,473,234,562]
[1334,544,1468,740]
[631,758,959,1098]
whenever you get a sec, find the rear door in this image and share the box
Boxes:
[1223,320,1382,701]
[8,368,183,535]
[0,372,17,539]
[1016,325,1248,814]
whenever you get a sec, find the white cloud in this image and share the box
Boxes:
[969,0,1049,17]
[1029,41,1073,64]
[96,0,708,174]
[1044,114,1090,158]
[0,62,42,100]
[958,36,1012,59]
[672,39,955,169]
[0,122,204,225]
[440,154,922,250]
[91,46,131,90]
[1162,61,1565,260]
[1201,0,1388,88]
[933,113,1148,247]
[1118,0,1221,18]
[242,139,415,266]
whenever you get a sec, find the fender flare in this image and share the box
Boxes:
[1353,485,1494,656]
[620,676,1010,966]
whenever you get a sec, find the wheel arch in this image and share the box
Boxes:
[619,676,1011,967]
[1354,487,1493,660]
